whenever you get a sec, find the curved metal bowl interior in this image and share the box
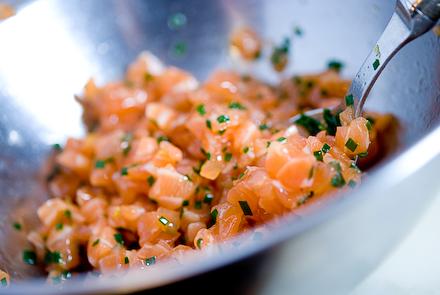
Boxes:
[0,0,439,293]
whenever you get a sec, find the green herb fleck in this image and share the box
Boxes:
[217,114,230,124]
[373,58,380,70]
[259,123,269,131]
[52,143,62,151]
[182,200,190,207]
[348,180,357,188]
[228,102,246,110]
[196,104,206,115]
[366,120,372,131]
[121,133,133,156]
[327,60,344,73]
[323,109,341,136]
[45,250,62,264]
[358,152,368,158]
[345,138,358,152]
[23,250,36,265]
[206,119,212,130]
[147,175,155,187]
[295,114,325,135]
[1,277,7,287]
[159,216,170,226]
[201,148,211,160]
[64,210,72,219]
[124,256,129,264]
[92,239,100,247]
[55,223,63,231]
[157,135,169,143]
[203,193,214,204]
[95,160,106,169]
[297,191,314,206]
[224,152,233,162]
[238,200,253,216]
[210,209,218,225]
[114,233,124,245]
[350,162,361,173]
[345,94,354,107]
[266,141,272,148]
[145,256,156,266]
[121,167,128,176]
[13,222,22,231]
[172,41,187,57]
[293,26,303,36]
[313,150,323,162]
[168,12,187,30]
[277,137,287,143]
[322,143,331,153]
[197,238,203,249]
[195,200,202,209]
[243,146,249,154]
[271,38,290,71]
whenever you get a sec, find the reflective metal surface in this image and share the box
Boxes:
[0,0,439,294]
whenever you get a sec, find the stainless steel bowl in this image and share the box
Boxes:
[0,0,439,294]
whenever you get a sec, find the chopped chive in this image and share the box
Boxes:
[218,129,226,135]
[157,135,169,143]
[217,114,230,124]
[172,41,187,57]
[168,12,187,30]
[308,166,314,179]
[293,26,303,36]
[259,123,269,131]
[13,222,22,231]
[243,146,249,154]
[55,223,63,231]
[358,151,368,158]
[147,175,155,187]
[331,173,346,187]
[366,120,372,131]
[329,161,342,172]
[92,239,100,247]
[348,180,357,188]
[238,200,253,216]
[224,152,233,162]
[114,233,124,245]
[182,200,189,207]
[145,256,156,266]
[144,73,154,82]
[345,94,354,106]
[196,104,206,115]
[64,210,72,219]
[322,143,331,153]
[297,191,314,206]
[121,133,133,156]
[313,150,323,162]
[52,143,62,151]
[1,277,7,287]
[295,114,325,135]
[327,60,344,73]
[61,270,71,280]
[373,59,380,70]
[45,250,62,264]
[228,102,246,110]
[23,250,37,265]
[271,37,290,71]
[194,200,202,209]
[124,256,129,264]
[266,141,272,148]
[158,216,170,226]
[121,167,128,176]
[210,209,218,225]
[323,108,341,136]
[200,148,211,160]
[197,238,203,249]
[345,138,358,152]
[276,137,287,142]
[350,162,362,173]
[238,172,245,179]
[95,160,106,169]
[203,193,214,204]
[206,119,212,130]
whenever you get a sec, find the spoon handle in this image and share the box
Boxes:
[350,0,440,117]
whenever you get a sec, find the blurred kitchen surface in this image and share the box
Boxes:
[352,190,440,295]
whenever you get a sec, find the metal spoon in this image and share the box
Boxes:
[291,0,440,129]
